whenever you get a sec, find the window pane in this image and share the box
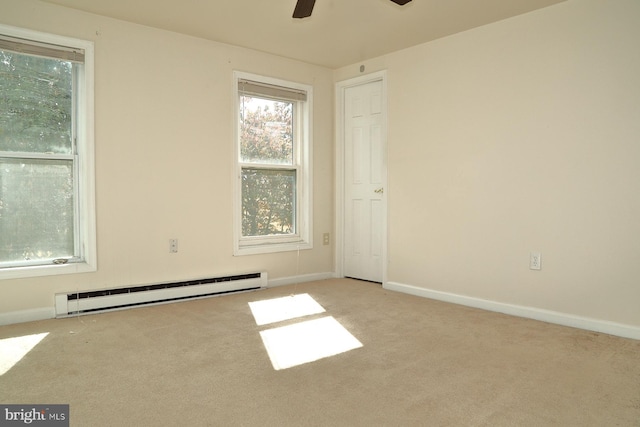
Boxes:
[242,168,295,237]
[240,96,293,165]
[0,158,74,264]
[0,50,73,154]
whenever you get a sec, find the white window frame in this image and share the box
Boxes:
[233,71,312,255]
[0,24,96,280]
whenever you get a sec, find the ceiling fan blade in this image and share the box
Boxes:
[293,0,316,18]
[390,0,412,5]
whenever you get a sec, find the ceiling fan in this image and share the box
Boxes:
[293,0,412,19]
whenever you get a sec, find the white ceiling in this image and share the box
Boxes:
[40,0,565,69]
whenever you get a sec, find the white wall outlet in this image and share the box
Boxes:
[530,252,541,270]
[169,239,178,253]
[323,233,330,245]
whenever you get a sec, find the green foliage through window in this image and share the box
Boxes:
[0,49,76,265]
[240,95,297,237]
[0,51,72,154]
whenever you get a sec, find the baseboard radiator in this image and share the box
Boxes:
[54,272,267,317]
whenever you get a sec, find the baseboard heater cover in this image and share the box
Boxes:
[55,272,267,317]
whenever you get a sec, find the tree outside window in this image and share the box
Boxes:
[240,96,296,237]
[234,73,312,255]
[0,50,75,265]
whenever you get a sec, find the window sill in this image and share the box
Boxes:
[0,260,97,281]
[234,240,312,256]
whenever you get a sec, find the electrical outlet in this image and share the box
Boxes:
[323,233,330,245]
[169,239,178,253]
[530,252,541,270]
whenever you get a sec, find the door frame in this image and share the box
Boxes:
[335,70,388,283]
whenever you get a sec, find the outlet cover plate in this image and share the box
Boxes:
[530,252,541,270]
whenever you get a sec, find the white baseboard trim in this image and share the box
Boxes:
[0,307,55,326]
[384,281,640,341]
[268,272,336,288]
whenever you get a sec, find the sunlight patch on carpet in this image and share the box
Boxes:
[248,293,326,326]
[259,316,363,370]
[0,332,49,376]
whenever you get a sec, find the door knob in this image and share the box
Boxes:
[374,188,384,194]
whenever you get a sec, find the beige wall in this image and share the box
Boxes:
[3,0,640,330]
[0,0,335,316]
[337,0,640,327]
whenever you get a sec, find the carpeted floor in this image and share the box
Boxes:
[1,278,639,426]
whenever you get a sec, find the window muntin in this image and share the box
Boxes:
[234,73,311,254]
[0,25,95,276]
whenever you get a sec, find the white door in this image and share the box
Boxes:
[343,79,385,283]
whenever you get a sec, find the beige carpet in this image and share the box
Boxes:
[1,278,639,426]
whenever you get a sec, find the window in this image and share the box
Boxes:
[0,25,95,279]
[234,72,312,255]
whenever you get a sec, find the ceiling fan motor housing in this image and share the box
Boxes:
[293,0,412,19]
